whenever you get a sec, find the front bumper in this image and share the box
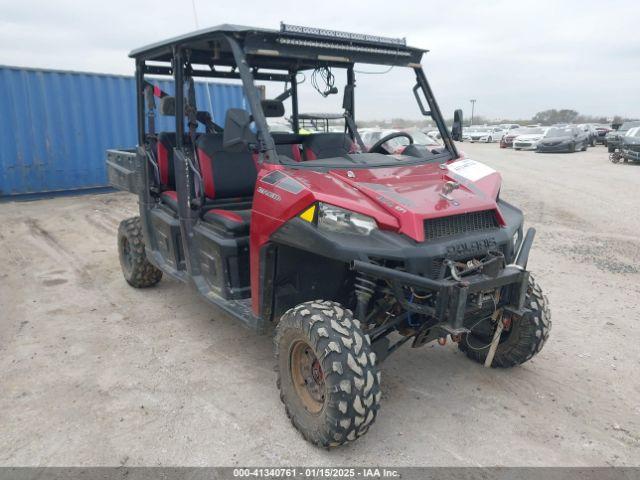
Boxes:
[352,227,534,338]
[513,141,538,150]
[607,138,621,149]
[353,248,531,337]
[622,149,640,162]
[464,136,488,142]
[537,142,571,152]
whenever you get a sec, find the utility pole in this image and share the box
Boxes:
[470,99,476,127]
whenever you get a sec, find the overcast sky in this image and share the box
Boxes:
[1,0,638,121]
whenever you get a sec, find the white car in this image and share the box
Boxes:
[426,129,441,141]
[500,123,521,133]
[513,127,549,150]
[462,126,505,143]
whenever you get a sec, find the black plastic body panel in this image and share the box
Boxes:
[270,200,523,278]
[193,223,251,300]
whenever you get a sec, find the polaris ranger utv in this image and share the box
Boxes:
[107,23,551,447]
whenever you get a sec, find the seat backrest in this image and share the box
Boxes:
[156,132,177,188]
[196,134,257,200]
[157,132,195,189]
[272,133,304,162]
[302,133,355,160]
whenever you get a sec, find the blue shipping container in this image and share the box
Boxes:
[0,65,246,196]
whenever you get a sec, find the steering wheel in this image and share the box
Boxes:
[368,131,414,154]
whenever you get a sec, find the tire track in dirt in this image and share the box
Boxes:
[24,218,93,287]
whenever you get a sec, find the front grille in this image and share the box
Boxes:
[424,210,499,241]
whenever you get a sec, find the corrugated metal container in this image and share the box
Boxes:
[0,65,246,196]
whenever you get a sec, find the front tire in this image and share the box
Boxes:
[458,276,551,368]
[275,300,381,447]
[117,217,162,288]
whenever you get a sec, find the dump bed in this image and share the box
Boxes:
[106,148,143,194]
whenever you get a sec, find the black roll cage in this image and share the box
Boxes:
[131,25,459,165]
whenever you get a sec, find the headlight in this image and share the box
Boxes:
[316,203,378,235]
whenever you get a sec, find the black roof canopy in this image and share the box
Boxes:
[129,23,426,70]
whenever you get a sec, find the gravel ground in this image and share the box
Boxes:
[1,143,639,466]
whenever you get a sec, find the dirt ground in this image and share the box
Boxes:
[1,143,639,467]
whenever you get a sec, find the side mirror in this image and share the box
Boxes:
[223,109,257,152]
[451,109,463,141]
[261,99,285,118]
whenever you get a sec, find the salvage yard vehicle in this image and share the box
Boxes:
[606,121,640,153]
[595,124,612,145]
[462,126,504,143]
[537,126,589,153]
[512,127,549,151]
[106,23,551,447]
[578,123,597,147]
[614,126,640,164]
[500,130,520,148]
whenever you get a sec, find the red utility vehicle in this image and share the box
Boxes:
[107,23,550,447]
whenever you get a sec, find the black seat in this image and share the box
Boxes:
[202,209,251,235]
[196,134,257,200]
[302,133,355,160]
[272,133,304,162]
[195,134,257,235]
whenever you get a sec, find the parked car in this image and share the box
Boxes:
[606,121,640,152]
[462,126,504,143]
[512,127,549,151]
[499,123,521,133]
[594,124,611,145]
[620,126,640,163]
[577,124,598,147]
[536,126,589,153]
[500,131,520,148]
[426,129,442,141]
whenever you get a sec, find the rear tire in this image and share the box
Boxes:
[117,217,162,288]
[458,275,551,368]
[568,142,576,153]
[275,300,381,447]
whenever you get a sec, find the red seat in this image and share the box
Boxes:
[160,190,178,211]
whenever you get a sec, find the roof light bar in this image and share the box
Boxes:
[280,23,407,47]
[277,37,411,57]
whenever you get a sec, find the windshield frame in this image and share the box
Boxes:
[227,41,458,168]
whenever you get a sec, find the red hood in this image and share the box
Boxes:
[292,158,503,242]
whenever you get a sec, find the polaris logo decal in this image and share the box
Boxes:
[257,186,282,202]
[446,238,497,257]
